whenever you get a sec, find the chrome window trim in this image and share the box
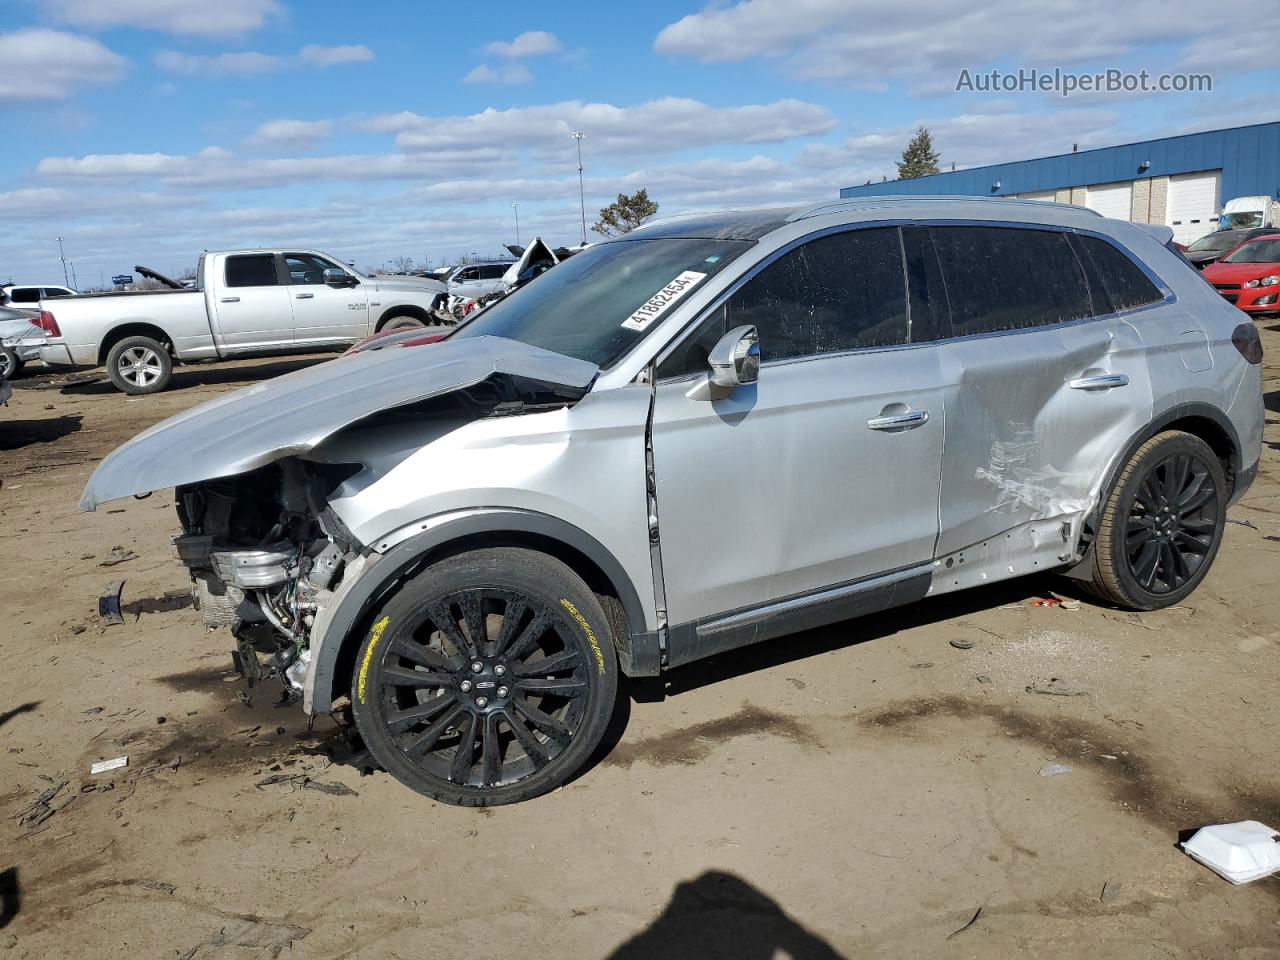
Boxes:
[651,217,1177,384]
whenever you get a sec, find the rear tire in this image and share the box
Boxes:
[0,347,22,381]
[383,316,424,331]
[1087,430,1226,610]
[105,335,172,395]
[350,547,619,806]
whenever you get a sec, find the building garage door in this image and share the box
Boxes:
[1166,169,1221,246]
[1085,181,1133,220]
[1017,190,1057,203]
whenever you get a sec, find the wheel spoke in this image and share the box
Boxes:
[1173,530,1209,555]
[403,703,465,757]
[479,712,502,787]
[1178,486,1213,515]
[491,598,529,656]
[516,677,587,697]
[504,708,551,769]
[457,591,488,655]
[505,613,552,662]
[1181,519,1215,536]
[1125,516,1155,549]
[427,600,476,660]
[381,665,453,689]
[386,693,458,733]
[1166,540,1190,586]
[513,650,582,677]
[1165,456,1190,503]
[1131,540,1160,587]
[512,696,573,746]
[449,712,478,783]
[391,637,454,671]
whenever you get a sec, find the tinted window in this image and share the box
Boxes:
[8,287,39,303]
[481,264,508,280]
[1222,238,1280,264]
[42,287,73,298]
[1187,231,1245,253]
[1072,235,1163,311]
[929,227,1094,335]
[726,227,908,362]
[901,227,951,342]
[284,253,338,285]
[225,254,279,288]
[452,238,749,367]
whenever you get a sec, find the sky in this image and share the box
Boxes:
[1,0,1276,286]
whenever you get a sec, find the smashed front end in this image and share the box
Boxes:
[174,458,360,701]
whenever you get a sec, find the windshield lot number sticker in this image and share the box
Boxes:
[622,271,708,331]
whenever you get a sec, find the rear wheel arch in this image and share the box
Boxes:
[98,322,173,365]
[375,304,431,331]
[312,512,654,714]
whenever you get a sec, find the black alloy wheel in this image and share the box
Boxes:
[351,548,618,805]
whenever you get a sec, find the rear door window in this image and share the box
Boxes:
[1070,235,1164,311]
[41,287,73,298]
[8,287,38,303]
[928,226,1094,335]
[225,254,280,288]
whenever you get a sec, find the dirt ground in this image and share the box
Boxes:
[2,334,1279,960]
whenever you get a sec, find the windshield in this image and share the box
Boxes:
[1188,232,1244,253]
[1225,212,1264,229]
[450,237,752,367]
[1222,238,1280,264]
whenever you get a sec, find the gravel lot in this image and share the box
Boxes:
[2,333,1279,959]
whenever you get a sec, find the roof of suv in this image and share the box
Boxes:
[629,196,1107,242]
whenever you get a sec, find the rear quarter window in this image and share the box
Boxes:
[1070,235,1164,311]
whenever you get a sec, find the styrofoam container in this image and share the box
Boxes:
[1182,821,1280,885]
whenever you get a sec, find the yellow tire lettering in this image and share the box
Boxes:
[559,598,606,674]
[357,616,391,704]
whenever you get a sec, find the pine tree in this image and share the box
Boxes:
[593,189,659,238]
[896,127,941,180]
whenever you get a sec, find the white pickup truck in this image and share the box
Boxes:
[36,249,449,394]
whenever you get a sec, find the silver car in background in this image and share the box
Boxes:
[82,197,1264,806]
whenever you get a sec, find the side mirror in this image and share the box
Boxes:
[323,267,355,286]
[708,324,760,388]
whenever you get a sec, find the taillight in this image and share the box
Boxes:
[37,309,61,338]
[1231,323,1263,364]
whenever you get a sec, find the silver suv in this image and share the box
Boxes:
[83,197,1264,806]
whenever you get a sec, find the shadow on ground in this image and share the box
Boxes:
[57,355,332,396]
[0,415,82,450]
[606,871,845,959]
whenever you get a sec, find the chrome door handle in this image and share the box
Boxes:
[1069,373,1129,390]
[295,292,314,299]
[867,410,929,431]
[220,296,240,303]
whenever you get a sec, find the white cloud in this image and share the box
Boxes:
[484,31,561,58]
[654,0,1270,87]
[462,63,533,85]
[298,44,374,67]
[156,44,374,76]
[0,28,126,102]
[155,50,281,75]
[42,0,282,37]
[245,118,335,148]
[384,97,837,155]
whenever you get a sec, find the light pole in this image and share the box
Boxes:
[55,237,69,286]
[512,202,521,247]
[571,131,587,245]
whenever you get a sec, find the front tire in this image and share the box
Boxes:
[1088,430,1226,610]
[105,335,173,395]
[383,316,424,331]
[351,547,619,806]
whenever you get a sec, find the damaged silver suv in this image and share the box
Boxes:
[83,198,1264,805]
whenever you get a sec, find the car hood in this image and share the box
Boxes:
[80,336,597,510]
[1202,261,1280,283]
[370,275,447,295]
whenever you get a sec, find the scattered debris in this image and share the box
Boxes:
[1182,821,1280,885]
[1100,880,1122,902]
[1225,517,1258,529]
[949,637,974,650]
[1039,762,1073,777]
[976,675,992,685]
[1030,595,1079,610]
[786,677,807,690]
[83,706,104,715]
[15,780,71,829]
[98,546,138,567]
[945,906,983,941]
[178,916,310,960]
[254,773,357,797]
[911,662,935,669]
[1026,677,1087,697]
[1104,613,1157,630]
[90,755,128,775]
[98,580,125,626]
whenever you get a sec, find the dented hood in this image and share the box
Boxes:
[80,336,597,511]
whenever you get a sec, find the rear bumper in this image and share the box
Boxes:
[38,343,75,366]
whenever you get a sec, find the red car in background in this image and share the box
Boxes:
[1202,233,1280,317]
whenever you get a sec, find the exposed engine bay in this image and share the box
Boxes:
[169,373,591,704]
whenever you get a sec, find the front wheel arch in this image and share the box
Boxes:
[310,512,656,715]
